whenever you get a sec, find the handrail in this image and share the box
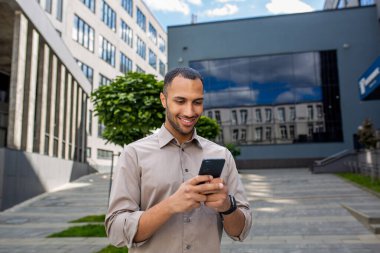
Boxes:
[314,149,351,166]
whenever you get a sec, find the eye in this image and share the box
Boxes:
[194,100,203,105]
[175,99,185,104]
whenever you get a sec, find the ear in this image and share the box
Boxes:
[160,92,167,108]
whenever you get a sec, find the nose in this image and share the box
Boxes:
[183,102,196,117]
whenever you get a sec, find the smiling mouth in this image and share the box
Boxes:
[178,116,197,126]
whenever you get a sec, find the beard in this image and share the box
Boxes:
[165,105,199,137]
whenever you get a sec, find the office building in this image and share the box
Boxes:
[0,0,167,210]
[168,3,380,169]
[35,0,167,172]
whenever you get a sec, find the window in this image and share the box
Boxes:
[265,127,272,140]
[159,60,166,77]
[149,23,157,44]
[80,0,95,12]
[360,0,376,6]
[215,111,221,124]
[98,123,105,137]
[136,8,146,31]
[255,109,262,123]
[308,124,313,137]
[136,65,145,73]
[149,49,157,69]
[86,148,92,158]
[45,0,52,13]
[88,110,92,136]
[307,105,313,120]
[240,129,247,141]
[97,149,113,160]
[240,110,247,124]
[101,1,116,32]
[317,105,323,118]
[136,36,146,59]
[231,110,237,125]
[280,125,288,139]
[289,125,295,139]
[265,108,272,122]
[158,35,166,53]
[56,0,63,21]
[76,60,94,84]
[232,129,239,141]
[120,52,133,73]
[207,111,213,118]
[72,15,94,52]
[121,0,133,16]
[120,20,133,47]
[278,108,285,122]
[99,36,116,66]
[255,127,262,141]
[99,74,111,86]
[290,107,296,121]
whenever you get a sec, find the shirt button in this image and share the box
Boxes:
[185,169,189,172]
[181,148,184,152]
[184,217,191,223]
[186,245,191,250]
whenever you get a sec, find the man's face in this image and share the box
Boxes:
[160,75,204,143]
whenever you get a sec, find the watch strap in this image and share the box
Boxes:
[220,195,237,215]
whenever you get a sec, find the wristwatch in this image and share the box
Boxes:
[220,195,237,215]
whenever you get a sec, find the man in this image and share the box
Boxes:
[106,67,252,252]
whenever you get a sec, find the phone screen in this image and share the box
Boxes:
[198,159,225,178]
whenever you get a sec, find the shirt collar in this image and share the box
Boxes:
[158,124,202,149]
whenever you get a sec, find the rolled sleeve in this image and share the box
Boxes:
[224,149,253,241]
[105,147,147,248]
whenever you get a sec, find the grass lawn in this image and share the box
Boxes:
[337,172,380,193]
[96,245,128,253]
[47,224,106,237]
[70,214,105,223]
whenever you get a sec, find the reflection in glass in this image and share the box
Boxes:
[190,50,343,145]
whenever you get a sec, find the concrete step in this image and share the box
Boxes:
[342,204,380,234]
[370,224,380,234]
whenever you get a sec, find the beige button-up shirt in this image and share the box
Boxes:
[105,125,252,253]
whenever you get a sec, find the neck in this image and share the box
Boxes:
[164,122,193,145]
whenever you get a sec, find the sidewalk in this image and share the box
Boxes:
[0,169,380,253]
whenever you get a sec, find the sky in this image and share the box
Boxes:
[144,0,326,30]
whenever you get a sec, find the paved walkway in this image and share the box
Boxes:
[0,169,380,253]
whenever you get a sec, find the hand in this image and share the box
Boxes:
[204,178,230,212]
[167,175,224,214]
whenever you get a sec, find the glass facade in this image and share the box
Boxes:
[99,36,116,66]
[136,36,146,59]
[101,0,116,32]
[120,20,133,47]
[136,7,146,31]
[72,15,94,52]
[149,23,157,45]
[121,0,133,16]
[120,52,133,73]
[80,0,95,12]
[190,50,343,145]
[148,49,157,69]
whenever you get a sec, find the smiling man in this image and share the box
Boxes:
[105,67,252,253]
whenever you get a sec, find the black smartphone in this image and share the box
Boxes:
[198,159,225,178]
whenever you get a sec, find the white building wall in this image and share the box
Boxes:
[38,0,168,172]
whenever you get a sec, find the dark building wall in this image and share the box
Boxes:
[168,6,380,167]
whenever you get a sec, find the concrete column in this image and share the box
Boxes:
[22,29,39,152]
[35,44,50,154]
[57,65,66,159]
[71,81,78,160]
[76,88,83,162]
[48,55,57,156]
[8,11,28,150]
[64,74,72,160]
[81,95,88,163]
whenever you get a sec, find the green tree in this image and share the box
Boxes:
[91,72,164,146]
[195,116,221,140]
[357,118,378,150]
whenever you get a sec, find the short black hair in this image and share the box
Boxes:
[163,67,204,95]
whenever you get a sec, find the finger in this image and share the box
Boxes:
[210,178,224,184]
[196,182,224,193]
[189,175,213,185]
